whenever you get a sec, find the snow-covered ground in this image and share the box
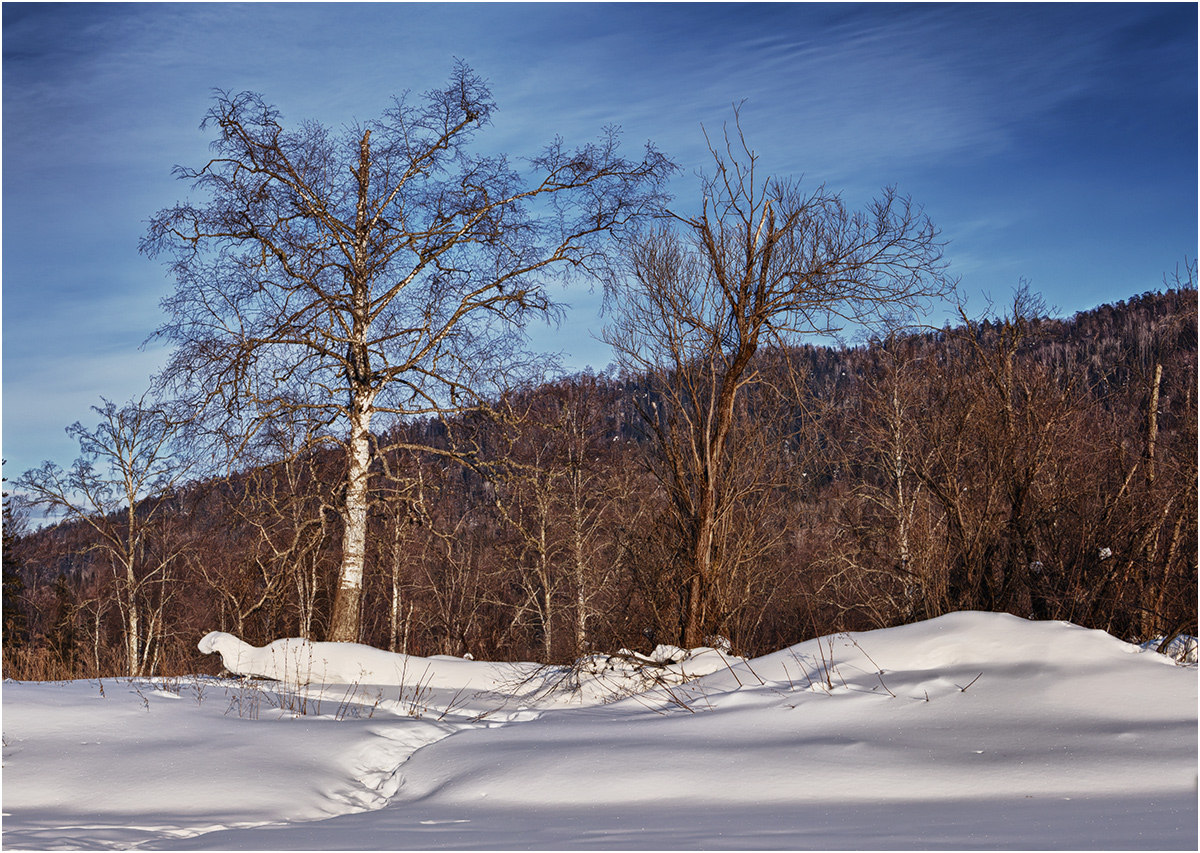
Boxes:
[3,611,1196,849]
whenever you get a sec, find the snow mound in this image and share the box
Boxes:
[4,612,1194,850]
[197,631,534,690]
[371,612,1196,819]
[197,631,745,707]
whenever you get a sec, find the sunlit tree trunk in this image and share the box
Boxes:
[329,395,374,643]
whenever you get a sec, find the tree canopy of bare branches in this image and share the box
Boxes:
[604,115,955,647]
[15,397,191,676]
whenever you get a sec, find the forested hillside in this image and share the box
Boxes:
[4,287,1195,679]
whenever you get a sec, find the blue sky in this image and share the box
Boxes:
[3,2,1196,481]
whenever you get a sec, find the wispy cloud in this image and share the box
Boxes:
[3,2,1194,476]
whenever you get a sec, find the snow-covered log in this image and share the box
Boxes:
[197,631,528,687]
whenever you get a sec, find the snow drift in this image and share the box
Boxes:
[197,630,531,690]
[3,612,1195,850]
[197,629,747,704]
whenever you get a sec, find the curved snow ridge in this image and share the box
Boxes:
[194,633,572,825]
[332,718,467,812]
[717,611,1179,689]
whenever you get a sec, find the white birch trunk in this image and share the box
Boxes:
[328,398,374,643]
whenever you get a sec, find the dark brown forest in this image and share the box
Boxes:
[4,286,1195,679]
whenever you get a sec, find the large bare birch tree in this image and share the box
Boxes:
[142,63,673,643]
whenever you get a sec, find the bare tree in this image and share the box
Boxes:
[15,396,190,676]
[486,398,566,663]
[813,335,948,627]
[142,63,674,643]
[913,287,1114,623]
[604,114,953,647]
[201,414,337,642]
[555,377,626,656]
[372,445,431,653]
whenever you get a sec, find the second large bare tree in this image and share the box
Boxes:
[604,118,954,648]
[143,64,673,643]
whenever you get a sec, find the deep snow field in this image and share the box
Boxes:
[2,611,1196,850]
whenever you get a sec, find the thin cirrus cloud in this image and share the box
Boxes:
[714,6,1134,185]
[2,2,1195,485]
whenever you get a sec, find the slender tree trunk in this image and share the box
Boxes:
[680,451,714,648]
[329,404,372,643]
[536,506,552,663]
[297,565,312,640]
[681,366,743,649]
[541,561,553,663]
[328,129,376,645]
[402,600,413,657]
[92,605,103,677]
[684,506,714,649]
[390,515,403,653]
[1137,363,1165,639]
[571,495,589,655]
[1146,363,1162,487]
[122,561,140,677]
[1153,503,1187,634]
[890,382,911,576]
[123,500,142,676]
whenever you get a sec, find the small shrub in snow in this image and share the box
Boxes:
[705,635,733,654]
[1140,635,1198,664]
[522,644,747,707]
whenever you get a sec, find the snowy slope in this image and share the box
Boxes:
[3,612,1195,849]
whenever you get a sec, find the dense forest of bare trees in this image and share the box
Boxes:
[3,74,1194,680]
[5,286,1195,679]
